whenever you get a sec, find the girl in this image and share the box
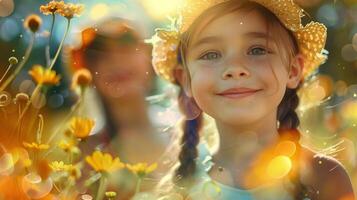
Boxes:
[150,0,355,199]
[69,18,169,199]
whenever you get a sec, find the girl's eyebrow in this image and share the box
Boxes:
[191,36,221,50]
[243,31,274,41]
[191,32,274,51]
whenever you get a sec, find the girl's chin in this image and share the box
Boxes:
[212,112,263,125]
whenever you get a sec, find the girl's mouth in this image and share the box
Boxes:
[217,87,262,99]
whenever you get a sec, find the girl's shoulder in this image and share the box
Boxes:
[299,146,355,200]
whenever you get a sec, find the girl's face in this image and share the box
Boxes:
[91,44,152,99]
[184,10,302,126]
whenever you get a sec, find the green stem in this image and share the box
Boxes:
[48,18,71,70]
[46,13,56,67]
[96,175,107,200]
[0,33,35,91]
[135,177,143,194]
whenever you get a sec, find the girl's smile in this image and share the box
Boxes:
[183,10,295,126]
[216,87,263,99]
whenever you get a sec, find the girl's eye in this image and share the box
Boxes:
[248,47,268,55]
[199,51,221,60]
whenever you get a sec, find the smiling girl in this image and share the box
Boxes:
[149,0,355,199]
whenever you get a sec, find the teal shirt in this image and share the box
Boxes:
[188,142,296,200]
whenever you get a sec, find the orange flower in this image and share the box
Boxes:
[29,65,61,85]
[69,117,95,139]
[40,0,65,15]
[58,3,84,19]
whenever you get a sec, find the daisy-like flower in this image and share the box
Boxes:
[49,161,81,179]
[58,140,79,154]
[23,142,49,151]
[40,0,65,15]
[58,3,84,19]
[86,151,124,173]
[69,117,95,139]
[126,162,158,178]
[105,191,117,200]
[67,164,81,179]
[49,161,72,171]
[71,69,92,90]
[24,14,42,33]
[29,65,61,85]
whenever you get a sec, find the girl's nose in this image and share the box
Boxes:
[222,59,250,80]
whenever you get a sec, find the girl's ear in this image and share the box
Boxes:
[287,54,304,89]
[174,65,193,97]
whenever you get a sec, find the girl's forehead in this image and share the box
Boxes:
[191,10,269,45]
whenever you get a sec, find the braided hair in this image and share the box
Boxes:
[172,87,315,199]
[170,1,316,199]
[174,88,203,186]
[278,87,317,199]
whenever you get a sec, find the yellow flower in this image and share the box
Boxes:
[24,14,42,33]
[69,117,95,139]
[58,3,84,19]
[126,162,157,178]
[29,65,61,85]
[86,151,124,173]
[58,140,79,154]
[40,0,65,15]
[23,142,49,150]
[49,161,81,179]
[105,191,117,199]
[71,69,92,90]
[67,165,81,179]
[49,161,72,171]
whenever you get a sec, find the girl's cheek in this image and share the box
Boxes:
[190,68,217,104]
[190,64,217,86]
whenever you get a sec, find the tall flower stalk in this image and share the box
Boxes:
[46,13,56,67]
[48,18,71,70]
[86,151,124,200]
[0,34,35,92]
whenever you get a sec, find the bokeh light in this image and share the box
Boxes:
[316,4,340,28]
[0,0,14,17]
[139,0,182,20]
[267,156,292,179]
[0,18,20,41]
[22,173,53,199]
[90,3,110,20]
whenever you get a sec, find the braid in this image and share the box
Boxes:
[278,87,315,199]
[174,89,203,188]
[175,117,202,180]
[277,88,300,132]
